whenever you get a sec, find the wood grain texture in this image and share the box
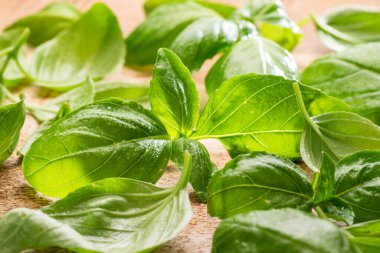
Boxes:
[0,1,379,252]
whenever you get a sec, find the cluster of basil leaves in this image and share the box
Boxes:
[0,0,379,252]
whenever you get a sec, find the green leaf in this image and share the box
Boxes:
[0,176,192,253]
[312,6,380,51]
[346,219,380,253]
[293,83,380,171]
[240,0,303,51]
[334,150,380,223]
[172,138,216,203]
[194,74,349,159]
[314,153,336,203]
[30,3,125,90]
[0,100,26,164]
[302,43,380,124]
[149,48,199,137]
[30,77,95,122]
[170,17,239,71]
[22,98,171,197]
[144,0,236,18]
[94,80,149,104]
[6,2,81,47]
[212,208,357,253]
[205,36,298,94]
[208,152,313,218]
[320,198,355,225]
[125,2,220,67]
[19,104,71,156]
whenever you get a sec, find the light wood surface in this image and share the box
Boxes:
[0,1,379,252]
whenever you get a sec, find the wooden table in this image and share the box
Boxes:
[0,1,379,252]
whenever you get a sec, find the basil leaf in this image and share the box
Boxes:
[0,101,26,164]
[205,36,298,94]
[125,2,220,67]
[30,3,124,90]
[240,0,302,51]
[320,198,355,225]
[149,48,199,137]
[94,80,149,104]
[293,83,380,171]
[208,152,313,218]
[302,43,380,124]
[0,175,192,252]
[19,104,71,156]
[30,77,95,122]
[23,98,171,197]
[194,74,349,159]
[312,6,380,51]
[334,150,380,222]
[314,153,336,203]
[212,208,357,253]
[170,17,239,71]
[144,0,236,18]
[346,219,380,253]
[173,138,216,203]
[6,2,81,47]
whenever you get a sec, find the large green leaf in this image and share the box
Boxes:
[149,48,199,137]
[334,150,380,223]
[312,6,380,51]
[212,208,357,253]
[194,74,350,159]
[294,83,380,171]
[30,3,124,90]
[0,101,26,164]
[302,43,380,124]
[208,152,313,218]
[6,2,81,47]
[125,2,220,67]
[23,98,171,197]
[170,17,239,71]
[0,175,192,253]
[346,219,380,253]
[173,138,215,203]
[205,36,298,94]
[239,0,302,51]
[144,0,236,18]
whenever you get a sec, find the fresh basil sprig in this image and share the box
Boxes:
[6,2,81,47]
[312,5,380,51]
[0,152,193,253]
[302,42,380,124]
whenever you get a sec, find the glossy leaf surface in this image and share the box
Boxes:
[206,36,298,94]
[346,219,380,253]
[302,43,380,124]
[314,153,336,203]
[208,152,313,218]
[212,208,357,253]
[23,98,171,197]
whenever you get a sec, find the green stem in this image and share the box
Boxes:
[312,172,321,192]
[292,83,313,124]
[14,56,32,81]
[175,151,192,191]
[315,206,328,219]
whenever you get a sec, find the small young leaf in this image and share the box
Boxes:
[205,36,298,94]
[212,209,357,253]
[149,48,199,137]
[239,0,303,51]
[208,152,313,218]
[173,138,216,203]
[0,101,26,164]
[23,98,171,197]
[312,6,380,51]
[334,150,380,223]
[302,43,380,124]
[6,2,81,47]
[0,176,192,253]
[293,83,380,171]
[125,2,220,67]
[194,74,350,159]
[314,153,336,203]
[30,3,124,90]
[320,198,355,225]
